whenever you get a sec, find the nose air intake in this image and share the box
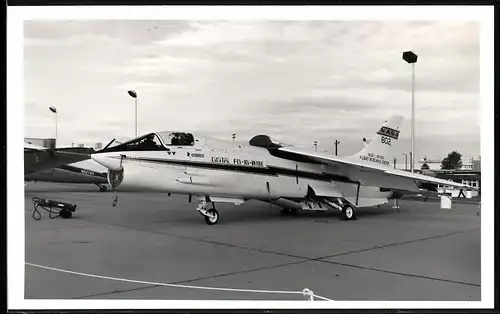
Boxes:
[107,168,124,189]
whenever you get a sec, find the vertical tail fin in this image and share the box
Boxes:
[352,115,403,167]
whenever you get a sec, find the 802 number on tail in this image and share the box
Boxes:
[381,136,391,146]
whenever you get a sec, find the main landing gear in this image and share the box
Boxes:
[196,199,219,225]
[322,198,357,221]
[341,204,357,221]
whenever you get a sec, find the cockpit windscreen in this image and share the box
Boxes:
[99,133,166,152]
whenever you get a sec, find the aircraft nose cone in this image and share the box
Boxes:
[91,154,123,171]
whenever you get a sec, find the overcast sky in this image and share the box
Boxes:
[24,20,480,161]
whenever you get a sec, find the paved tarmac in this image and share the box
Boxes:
[24,182,481,301]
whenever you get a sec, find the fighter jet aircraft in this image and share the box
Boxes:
[90,115,476,224]
[24,142,109,191]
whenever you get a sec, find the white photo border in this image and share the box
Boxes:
[7,4,495,310]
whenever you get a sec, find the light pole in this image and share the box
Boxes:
[49,106,57,147]
[409,152,413,172]
[402,153,408,171]
[334,140,340,156]
[127,90,138,138]
[232,133,236,147]
[403,51,418,173]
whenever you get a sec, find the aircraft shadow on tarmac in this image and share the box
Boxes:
[24,183,479,226]
[161,203,403,226]
[169,198,477,226]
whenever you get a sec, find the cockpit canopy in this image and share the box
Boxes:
[100,133,165,152]
[97,132,196,153]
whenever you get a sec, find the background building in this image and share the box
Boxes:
[460,156,480,171]
[24,137,55,149]
[395,155,482,172]
[433,169,481,197]
[394,154,481,197]
[472,157,481,171]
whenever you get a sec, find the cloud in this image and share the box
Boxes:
[23,20,480,160]
[151,21,322,47]
[115,81,188,94]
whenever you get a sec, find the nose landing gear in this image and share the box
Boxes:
[196,199,220,225]
[107,168,124,207]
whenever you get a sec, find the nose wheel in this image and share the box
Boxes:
[204,208,219,225]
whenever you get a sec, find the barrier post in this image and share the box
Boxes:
[440,194,452,210]
[392,199,400,211]
[302,288,314,301]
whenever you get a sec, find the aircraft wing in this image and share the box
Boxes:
[24,144,94,175]
[275,147,476,192]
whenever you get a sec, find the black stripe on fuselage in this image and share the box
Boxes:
[57,165,108,179]
[268,149,320,164]
[127,156,356,183]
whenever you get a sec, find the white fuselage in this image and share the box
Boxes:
[96,141,391,207]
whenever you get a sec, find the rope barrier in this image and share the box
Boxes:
[26,262,333,301]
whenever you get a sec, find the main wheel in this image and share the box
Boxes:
[204,208,219,225]
[342,205,356,220]
[99,185,107,192]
